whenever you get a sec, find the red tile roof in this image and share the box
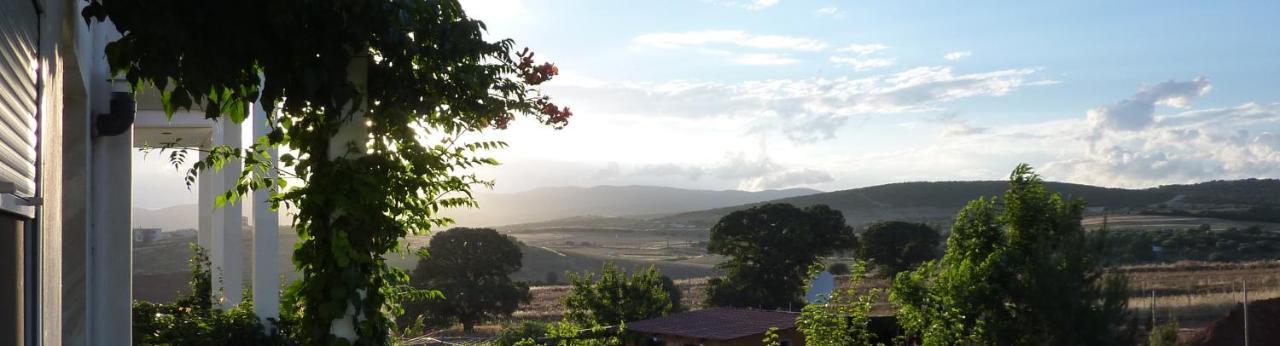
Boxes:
[626,308,800,340]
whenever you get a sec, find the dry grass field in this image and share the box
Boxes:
[491,260,1280,336]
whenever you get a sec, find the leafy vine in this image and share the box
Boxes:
[84,0,569,344]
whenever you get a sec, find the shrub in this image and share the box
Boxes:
[133,244,282,345]
[1148,317,1179,346]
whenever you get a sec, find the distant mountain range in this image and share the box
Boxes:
[133,204,201,231]
[135,179,1280,232]
[133,185,822,230]
[443,185,823,227]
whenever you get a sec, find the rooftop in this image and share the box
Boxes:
[626,308,799,341]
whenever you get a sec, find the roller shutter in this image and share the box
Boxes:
[0,0,39,217]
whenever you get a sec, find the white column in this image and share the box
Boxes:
[251,100,279,324]
[210,117,244,308]
[329,58,368,341]
[86,21,130,345]
[197,149,212,251]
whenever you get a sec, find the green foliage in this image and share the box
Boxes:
[403,228,529,333]
[85,0,569,344]
[796,261,880,346]
[496,321,549,346]
[133,244,283,345]
[704,203,858,309]
[857,221,940,276]
[1148,316,1179,346]
[1095,225,1280,263]
[563,263,672,326]
[891,164,1132,346]
[544,320,624,346]
[762,327,782,346]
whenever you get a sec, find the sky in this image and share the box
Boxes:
[133,0,1280,208]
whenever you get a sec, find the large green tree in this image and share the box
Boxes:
[704,203,858,310]
[83,0,569,344]
[857,221,940,277]
[562,263,672,326]
[891,164,1131,345]
[404,228,529,333]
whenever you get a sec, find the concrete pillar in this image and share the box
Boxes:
[85,19,131,344]
[251,100,279,324]
[197,149,212,251]
[210,117,243,309]
[89,127,131,345]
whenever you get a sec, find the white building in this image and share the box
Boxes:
[1,0,281,344]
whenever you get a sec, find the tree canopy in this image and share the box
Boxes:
[83,0,569,343]
[404,228,529,333]
[562,263,672,326]
[891,164,1132,345]
[704,203,858,310]
[857,221,940,276]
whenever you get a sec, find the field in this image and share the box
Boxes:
[1082,214,1280,231]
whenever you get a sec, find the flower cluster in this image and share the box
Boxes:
[516,48,558,85]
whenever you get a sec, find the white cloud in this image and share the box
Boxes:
[707,0,780,10]
[934,113,988,137]
[1086,77,1212,132]
[733,53,800,65]
[546,66,1052,142]
[816,6,841,16]
[459,0,526,21]
[836,43,889,56]
[830,43,893,71]
[634,30,828,51]
[741,169,834,190]
[943,50,972,60]
[829,56,896,71]
[628,151,833,190]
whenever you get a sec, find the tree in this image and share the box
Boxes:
[405,228,529,333]
[704,203,858,309]
[891,164,1132,345]
[826,262,851,276]
[794,261,879,346]
[659,275,684,312]
[562,263,672,326]
[83,0,569,343]
[857,221,940,277]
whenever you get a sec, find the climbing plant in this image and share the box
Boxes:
[83,0,570,344]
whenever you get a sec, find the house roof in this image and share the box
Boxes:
[626,308,800,341]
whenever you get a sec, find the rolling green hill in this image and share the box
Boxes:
[656,179,1280,229]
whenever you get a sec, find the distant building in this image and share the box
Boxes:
[168,228,198,240]
[625,308,803,346]
[133,228,161,244]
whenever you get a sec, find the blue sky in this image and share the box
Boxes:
[133,0,1280,208]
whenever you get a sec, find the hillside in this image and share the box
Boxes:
[440,185,821,227]
[657,179,1280,229]
[134,185,820,231]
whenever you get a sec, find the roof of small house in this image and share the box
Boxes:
[625,307,800,341]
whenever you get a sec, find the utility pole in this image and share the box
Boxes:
[1244,280,1250,346]
[1150,290,1157,329]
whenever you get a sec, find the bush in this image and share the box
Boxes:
[1148,317,1179,346]
[496,321,549,346]
[133,244,283,345]
[563,263,672,326]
